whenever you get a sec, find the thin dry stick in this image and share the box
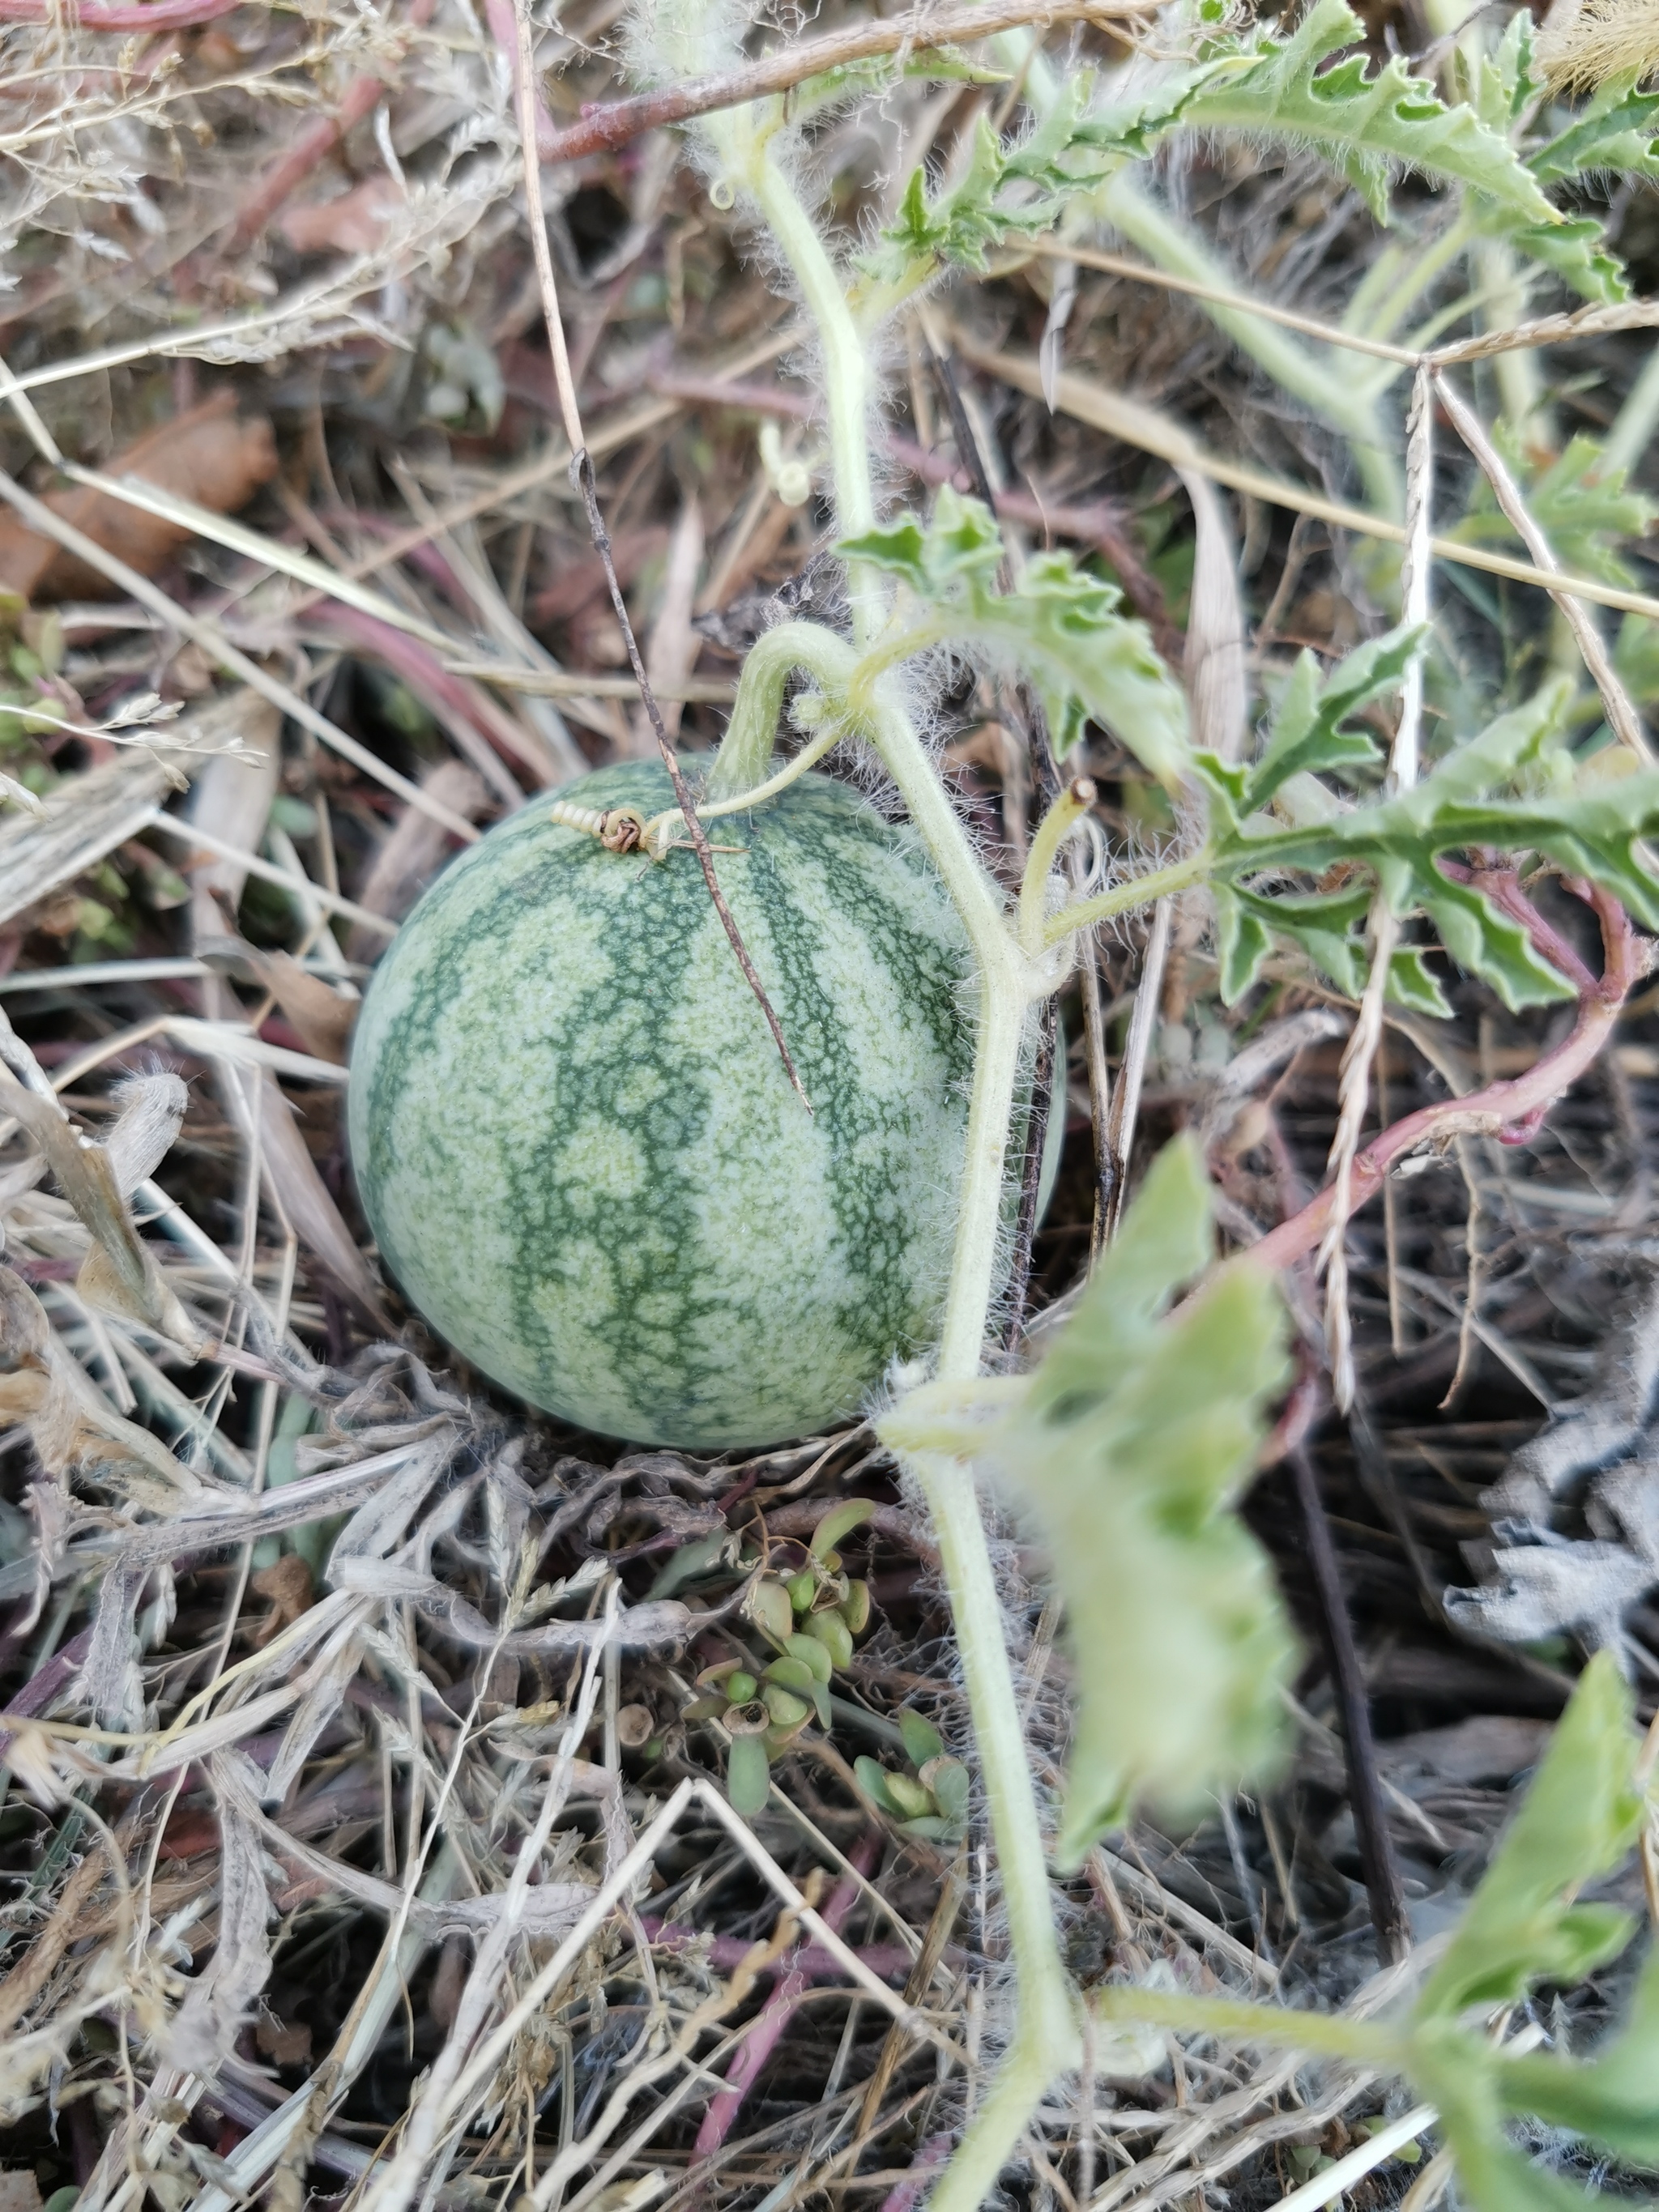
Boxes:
[1432,370,1653,764]
[1290,1439,1411,1965]
[1320,363,1432,1409]
[507,0,809,1110]
[1022,237,1659,373]
[1102,896,1171,1241]
[0,470,479,843]
[957,335,1659,624]
[535,0,1151,164]
[444,663,737,702]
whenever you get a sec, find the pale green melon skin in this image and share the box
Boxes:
[348,761,975,1449]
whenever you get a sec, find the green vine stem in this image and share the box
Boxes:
[1092,1986,1405,2070]
[702,103,883,645]
[687,77,1244,2206]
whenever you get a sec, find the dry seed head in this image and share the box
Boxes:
[1536,0,1659,87]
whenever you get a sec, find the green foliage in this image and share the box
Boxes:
[1414,1652,1643,2020]
[1444,430,1657,588]
[1196,646,1659,1012]
[1177,0,1559,228]
[855,1710,972,1840]
[1473,9,1540,133]
[863,0,1563,310]
[1245,624,1422,809]
[988,1138,1295,1861]
[1096,1655,1657,2209]
[1499,215,1631,304]
[1530,75,1659,185]
[841,489,1189,783]
[674,1501,878,1811]
[861,66,1223,285]
[1405,1653,1653,2208]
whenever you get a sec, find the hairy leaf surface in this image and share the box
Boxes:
[842,491,1190,782]
[989,1139,1294,1860]
[1415,1652,1642,2019]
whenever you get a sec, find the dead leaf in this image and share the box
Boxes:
[1,1070,201,1351]
[187,701,283,958]
[346,759,489,962]
[278,176,402,256]
[1177,468,1247,765]
[255,2013,313,2067]
[198,939,356,1063]
[0,394,279,603]
[628,496,703,753]
[256,1076,394,1331]
[250,1553,315,1646]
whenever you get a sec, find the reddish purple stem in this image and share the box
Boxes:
[0,1625,94,1756]
[691,1830,882,2160]
[880,2133,956,2212]
[1255,886,1640,1274]
[0,0,237,25]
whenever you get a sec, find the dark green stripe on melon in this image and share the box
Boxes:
[348,762,975,1448]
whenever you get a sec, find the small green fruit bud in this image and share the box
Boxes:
[787,1569,818,1613]
[884,1772,932,1821]
[762,1684,811,1729]
[744,1577,795,1644]
[804,1610,854,1670]
[783,1632,833,1683]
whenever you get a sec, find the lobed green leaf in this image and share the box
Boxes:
[1414,1652,1642,2021]
[992,1139,1295,1861]
[1209,672,1659,1010]
[842,492,1190,784]
[1178,0,1559,226]
[1247,623,1423,811]
[1531,75,1659,185]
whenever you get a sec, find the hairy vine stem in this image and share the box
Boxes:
[693,121,1096,2192]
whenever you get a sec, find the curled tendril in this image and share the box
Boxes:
[548,800,648,854]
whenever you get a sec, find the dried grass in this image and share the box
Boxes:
[0,2,1656,2210]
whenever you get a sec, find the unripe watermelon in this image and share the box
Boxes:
[348,761,975,1449]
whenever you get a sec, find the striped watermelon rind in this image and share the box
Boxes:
[348,761,977,1448]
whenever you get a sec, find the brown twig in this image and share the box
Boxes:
[506,0,810,1110]
[1255,887,1644,1274]
[537,0,1145,166]
[574,458,812,1109]
[1288,1439,1410,1966]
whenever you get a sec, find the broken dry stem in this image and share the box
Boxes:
[1256,888,1643,1276]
